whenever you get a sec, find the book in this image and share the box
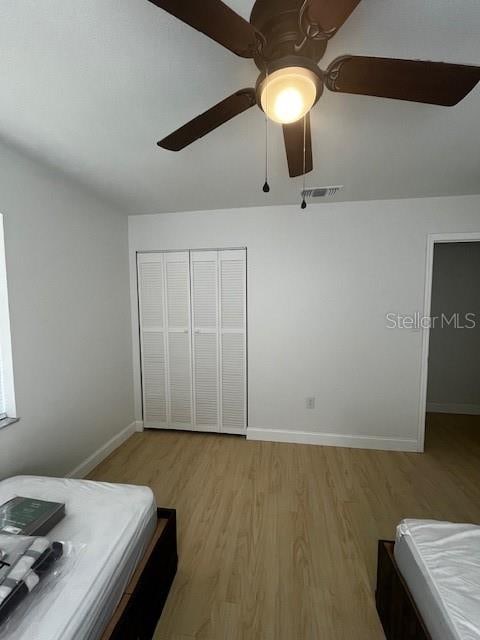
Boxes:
[0,497,65,536]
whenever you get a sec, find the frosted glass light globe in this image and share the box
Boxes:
[261,67,318,124]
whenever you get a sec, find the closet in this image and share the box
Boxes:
[137,249,246,434]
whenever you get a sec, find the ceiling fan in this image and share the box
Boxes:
[150,0,480,178]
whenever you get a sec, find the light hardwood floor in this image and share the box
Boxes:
[89,413,480,640]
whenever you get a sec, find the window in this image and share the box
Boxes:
[0,215,17,428]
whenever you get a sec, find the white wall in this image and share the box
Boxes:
[0,141,133,479]
[427,242,480,413]
[129,195,480,451]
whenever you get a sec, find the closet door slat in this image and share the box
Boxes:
[165,252,193,429]
[137,254,168,427]
[166,258,190,327]
[142,332,167,425]
[191,251,219,431]
[167,332,192,425]
[219,250,247,433]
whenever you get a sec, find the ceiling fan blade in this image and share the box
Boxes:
[158,89,257,151]
[307,0,361,35]
[283,114,313,178]
[326,56,480,106]
[148,0,258,58]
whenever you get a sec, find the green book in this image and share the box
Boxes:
[0,497,65,536]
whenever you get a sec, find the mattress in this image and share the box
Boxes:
[394,518,480,640]
[0,475,157,640]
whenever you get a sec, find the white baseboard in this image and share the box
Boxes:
[427,403,480,416]
[67,421,139,479]
[246,428,419,452]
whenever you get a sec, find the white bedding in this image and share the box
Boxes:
[395,518,480,640]
[0,475,157,640]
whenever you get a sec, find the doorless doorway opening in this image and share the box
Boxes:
[418,233,480,452]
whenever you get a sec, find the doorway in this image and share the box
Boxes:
[418,233,480,451]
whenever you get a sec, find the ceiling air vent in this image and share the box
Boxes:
[301,185,344,199]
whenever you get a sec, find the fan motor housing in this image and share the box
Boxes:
[250,0,327,70]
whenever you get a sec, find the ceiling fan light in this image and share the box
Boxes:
[260,67,318,124]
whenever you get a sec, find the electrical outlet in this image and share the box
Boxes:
[306,397,315,410]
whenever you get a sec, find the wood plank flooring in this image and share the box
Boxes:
[89,413,480,640]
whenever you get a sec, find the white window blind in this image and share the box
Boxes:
[0,346,5,417]
[0,215,16,426]
[137,249,246,434]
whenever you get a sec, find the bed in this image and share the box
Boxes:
[0,475,177,640]
[376,518,480,640]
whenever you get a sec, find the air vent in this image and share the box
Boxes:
[301,185,344,199]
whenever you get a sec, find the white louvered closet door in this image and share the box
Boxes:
[219,250,247,433]
[190,251,219,431]
[164,252,193,429]
[137,253,168,428]
[138,249,246,434]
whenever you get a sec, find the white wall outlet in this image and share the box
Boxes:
[306,397,315,410]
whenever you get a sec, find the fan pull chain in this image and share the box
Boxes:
[263,68,270,193]
[301,115,307,209]
[263,114,270,193]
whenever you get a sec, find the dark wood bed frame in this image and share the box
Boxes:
[376,540,432,640]
[101,507,178,640]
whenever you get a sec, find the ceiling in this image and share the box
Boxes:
[1,0,480,214]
